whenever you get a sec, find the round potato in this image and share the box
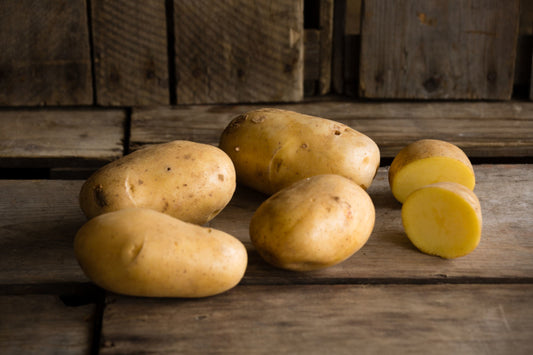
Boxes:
[74,208,248,298]
[219,108,380,195]
[389,139,475,203]
[79,140,236,225]
[249,174,375,271]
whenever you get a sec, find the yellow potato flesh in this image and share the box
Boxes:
[391,156,475,203]
[74,208,247,298]
[401,182,482,259]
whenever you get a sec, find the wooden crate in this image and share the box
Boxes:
[0,0,92,106]
[359,0,520,99]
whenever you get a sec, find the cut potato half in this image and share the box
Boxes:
[401,182,482,259]
[389,139,475,203]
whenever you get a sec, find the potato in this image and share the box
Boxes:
[79,140,236,225]
[219,108,380,195]
[402,182,482,259]
[249,174,375,271]
[389,139,475,203]
[74,208,248,297]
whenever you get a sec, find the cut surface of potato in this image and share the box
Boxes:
[389,139,475,203]
[401,182,482,259]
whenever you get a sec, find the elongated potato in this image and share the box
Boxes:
[79,140,236,225]
[219,108,380,195]
[250,174,375,271]
[402,182,482,259]
[389,139,475,203]
[74,208,248,297]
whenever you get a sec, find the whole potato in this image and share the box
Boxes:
[79,140,236,225]
[219,108,380,195]
[74,208,248,298]
[249,174,375,271]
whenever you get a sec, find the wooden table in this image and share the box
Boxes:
[1,100,532,354]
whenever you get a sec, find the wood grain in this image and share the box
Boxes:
[210,164,533,283]
[1,165,530,286]
[0,294,96,355]
[173,0,303,104]
[0,180,88,285]
[359,0,520,99]
[0,109,125,168]
[0,0,92,106]
[318,0,334,94]
[130,101,533,158]
[99,284,533,354]
[91,0,169,106]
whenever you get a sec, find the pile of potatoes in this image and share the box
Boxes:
[74,108,481,298]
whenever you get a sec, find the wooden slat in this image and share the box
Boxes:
[359,0,520,99]
[317,0,334,94]
[0,294,96,355]
[130,101,533,158]
[520,0,533,36]
[99,284,533,354]
[174,0,303,104]
[304,29,321,95]
[0,109,125,168]
[332,0,361,95]
[0,180,88,285]
[0,0,92,106]
[91,0,169,106]
[2,164,529,286]
[210,164,533,283]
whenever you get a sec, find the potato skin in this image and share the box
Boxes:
[249,174,375,271]
[79,140,236,225]
[74,208,248,298]
[219,108,380,195]
[388,139,475,203]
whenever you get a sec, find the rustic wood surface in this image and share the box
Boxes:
[359,0,520,99]
[0,109,125,168]
[0,294,97,355]
[1,165,530,287]
[130,101,533,157]
[91,0,169,106]
[0,101,531,353]
[173,0,303,104]
[0,0,92,106]
[99,284,533,355]
[318,0,334,95]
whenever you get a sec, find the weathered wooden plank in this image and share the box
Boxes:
[304,29,321,95]
[0,109,125,168]
[520,0,533,36]
[1,165,530,287]
[211,164,533,283]
[0,180,88,285]
[318,0,334,94]
[130,101,533,158]
[359,0,520,99]
[332,0,362,95]
[174,0,303,104]
[91,0,169,106]
[0,0,92,106]
[99,284,533,355]
[0,294,96,355]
